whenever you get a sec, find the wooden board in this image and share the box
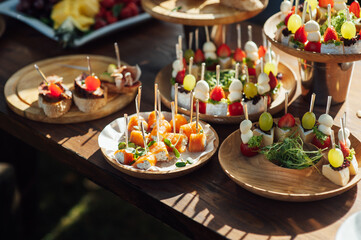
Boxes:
[218,126,361,202]
[156,62,297,124]
[100,112,220,180]
[264,12,361,63]
[141,0,268,26]
[4,55,138,124]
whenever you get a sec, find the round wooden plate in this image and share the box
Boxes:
[264,12,361,63]
[141,0,268,26]
[218,126,361,202]
[156,62,297,124]
[99,112,219,180]
[4,55,138,124]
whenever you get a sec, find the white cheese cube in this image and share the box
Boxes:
[322,164,350,186]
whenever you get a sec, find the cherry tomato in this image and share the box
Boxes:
[240,142,259,157]
[85,76,101,91]
[228,102,244,116]
[49,83,63,97]
[312,135,331,149]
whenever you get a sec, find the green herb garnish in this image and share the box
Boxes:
[277,21,286,29]
[171,6,182,12]
[148,141,156,147]
[248,135,263,148]
[312,126,328,144]
[346,148,356,162]
[164,138,181,158]
[170,77,176,85]
[176,162,186,167]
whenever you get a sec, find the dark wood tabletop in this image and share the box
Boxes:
[1,16,361,240]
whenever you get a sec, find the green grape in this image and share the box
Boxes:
[259,112,273,132]
[244,83,258,99]
[264,62,278,75]
[107,64,117,73]
[341,21,356,40]
[287,14,302,33]
[328,148,344,168]
[183,74,196,91]
[308,0,318,11]
[301,112,316,130]
[184,49,195,63]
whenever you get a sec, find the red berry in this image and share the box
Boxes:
[240,142,259,157]
[210,86,225,101]
[228,102,244,116]
[285,11,294,26]
[278,113,295,128]
[194,49,205,64]
[304,42,321,53]
[319,0,334,8]
[101,0,115,8]
[248,67,256,76]
[216,43,231,58]
[350,1,360,18]
[193,100,207,114]
[339,141,350,158]
[105,11,117,23]
[49,83,63,97]
[94,17,107,29]
[175,69,185,84]
[234,48,246,62]
[120,2,138,19]
[85,76,101,91]
[269,72,278,90]
[294,25,307,43]
[258,46,267,59]
[324,26,338,42]
[312,135,331,149]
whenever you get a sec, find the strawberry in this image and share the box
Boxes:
[339,141,350,158]
[120,2,139,19]
[278,113,295,128]
[319,0,334,8]
[324,26,338,42]
[234,48,246,62]
[248,68,256,76]
[240,142,259,157]
[85,76,101,91]
[105,11,117,24]
[94,17,107,30]
[217,43,231,58]
[210,86,225,101]
[194,49,205,64]
[48,83,63,97]
[258,45,267,59]
[350,0,360,18]
[175,69,185,84]
[269,72,278,90]
[312,135,331,149]
[228,102,243,116]
[101,0,115,8]
[294,25,307,43]
[193,100,206,114]
[304,41,321,53]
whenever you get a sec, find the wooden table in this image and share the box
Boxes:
[1,17,361,240]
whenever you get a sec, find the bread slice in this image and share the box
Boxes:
[38,95,72,118]
[73,89,108,113]
[220,0,264,11]
[322,164,349,186]
[253,128,274,146]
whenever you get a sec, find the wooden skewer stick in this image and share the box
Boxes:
[140,121,148,153]
[114,42,121,69]
[195,28,199,50]
[236,24,241,49]
[171,102,176,134]
[295,0,299,14]
[189,32,193,50]
[302,1,308,24]
[189,57,193,75]
[154,84,158,112]
[157,89,162,115]
[325,96,332,115]
[309,93,316,112]
[285,92,289,115]
[196,99,199,133]
[330,129,335,149]
[216,65,220,86]
[344,112,347,128]
[262,32,267,49]
[124,113,129,148]
[87,56,92,75]
[179,50,184,69]
[201,63,206,81]
[34,64,48,83]
[244,65,249,83]
[248,25,252,42]
[243,103,249,120]
[340,118,346,145]
[205,26,210,42]
[346,8,350,21]
[260,57,264,73]
[222,25,226,44]
[327,4,331,27]
[178,35,182,52]
[235,62,240,80]
[156,103,160,144]
[309,5,313,21]
[175,43,179,59]
[264,96,268,113]
[189,91,194,124]
[175,83,179,115]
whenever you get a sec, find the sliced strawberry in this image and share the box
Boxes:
[194,49,205,64]
[234,48,246,62]
[304,41,321,53]
[193,100,206,114]
[217,43,231,58]
[339,141,351,158]
[258,45,267,59]
[269,72,278,90]
[85,76,101,91]
[228,102,243,116]
[285,11,294,26]
[294,25,307,43]
[248,67,256,76]
[350,1,360,18]
[278,113,295,128]
[240,142,259,157]
[175,69,185,84]
[210,86,225,101]
[319,0,334,8]
[312,135,331,149]
[49,83,63,97]
[324,26,338,42]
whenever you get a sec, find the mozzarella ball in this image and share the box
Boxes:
[194,91,209,103]
[257,83,271,95]
[195,80,209,93]
[245,41,258,53]
[241,130,253,144]
[280,1,292,13]
[318,114,333,128]
[240,120,253,133]
[228,92,243,102]
[305,20,320,32]
[318,125,332,136]
[203,41,216,52]
[307,31,321,42]
[229,79,243,92]
[247,51,259,61]
[172,59,183,72]
[257,72,269,85]
[204,51,217,60]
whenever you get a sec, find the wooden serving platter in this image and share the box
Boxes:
[99,112,219,180]
[156,62,297,124]
[264,12,361,63]
[141,0,268,26]
[4,55,138,124]
[218,126,361,202]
